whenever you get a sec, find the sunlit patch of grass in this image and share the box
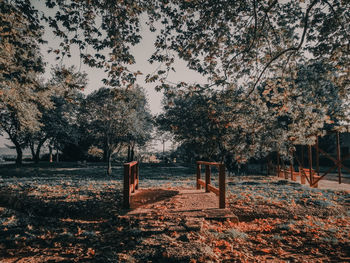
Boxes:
[219,228,248,240]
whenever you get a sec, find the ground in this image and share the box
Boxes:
[0,163,349,262]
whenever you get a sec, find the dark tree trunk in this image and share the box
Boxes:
[34,148,41,164]
[15,144,23,165]
[107,150,112,176]
[49,145,53,163]
[131,144,135,161]
[29,139,46,164]
[56,147,59,162]
[34,139,46,164]
[103,148,108,162]
[29,142,35,161]
[127,145,131,162]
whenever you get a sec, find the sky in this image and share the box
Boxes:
[0,7,206,149]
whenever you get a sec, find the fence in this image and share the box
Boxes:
[276,132,349,187]
[123,161,139,208]
[277,165,319,187]
[196,161,226,209]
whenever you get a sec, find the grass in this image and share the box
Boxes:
[0,162,349,262]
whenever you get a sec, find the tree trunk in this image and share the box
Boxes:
[131,145,135,162]
[56,147,59,162]
[29,142,35,161]
[34,147,41,164]
[127,144,131,162]
[15,144,23,165]
[107,150,112,176]
[49,145,53,163]
[34,139,46,164]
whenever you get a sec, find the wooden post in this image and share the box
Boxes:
[131,165,135,193]
[283,161,288,179]
[133,165,137,192]
[219,164,226,209]
[300,167,305,184]
[135,163,139,190]
[336,131,342,184]
[291,165,296,181]
[123,164,131,208]
[301,145,304,167]
[205,165,211,193]
[196,163,201,189]
[308,145,313,186]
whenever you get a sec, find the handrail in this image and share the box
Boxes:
[196,161,226,209]
[123,161,139,208]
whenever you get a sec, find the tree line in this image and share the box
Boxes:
[1,0,350,171]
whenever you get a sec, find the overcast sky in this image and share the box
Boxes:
[0,8,206,148]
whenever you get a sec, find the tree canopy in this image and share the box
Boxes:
[5,0,349,89]
[2,0,350,165]
[81,86,152,175]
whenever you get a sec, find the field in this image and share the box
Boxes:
[0,162,349,262]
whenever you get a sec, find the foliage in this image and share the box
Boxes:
[149,0,350,93]
[159,60,350,165]
[157,86,227,161]
[3,0,348,90]
[0,1,49,164]
[26,66,87,163]
[80,86,152,174]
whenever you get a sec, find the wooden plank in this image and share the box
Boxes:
[197,161,221,166]
[135,163,139,190]
[298,167,310,184]
[205,165,211,193]
[308,145,313,186]
[198,179,206,187]
[125,160,138,167]
[290,165,296,181]
[131,165,135,193]
[196,164,201,189]
[207,184,220,196]
[123,164,131,209]
[219,164,226,209]
[337,131,342,184]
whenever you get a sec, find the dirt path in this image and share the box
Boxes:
[316,179,350,191]
[273,176,350,192]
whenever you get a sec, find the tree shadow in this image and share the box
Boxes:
[130,188,179,209]
[0,185,134,262]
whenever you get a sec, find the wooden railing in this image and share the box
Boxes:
[276,165,320,188]
[123,161,139,208]
[196,161,226,209]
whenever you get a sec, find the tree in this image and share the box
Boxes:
[158,59,350,167]
[149,1,350,94]
[81,86,152,175]
[124,86,153,162]
[6,1,349,90]
[157,86,227,161]
[26,66,87,163]
[0,1,50,164]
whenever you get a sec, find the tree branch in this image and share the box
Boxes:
[247,0,318,96]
